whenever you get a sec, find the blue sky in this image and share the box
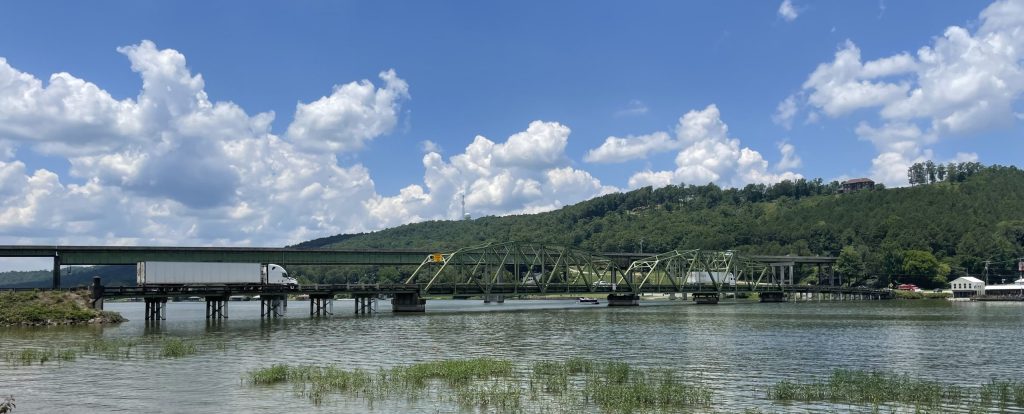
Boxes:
[0,0,1022,267]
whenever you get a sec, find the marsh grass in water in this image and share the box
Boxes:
[769,369,1024,411]
[246,358,712,413]
[3,336,230,366]
[2,347,76,365]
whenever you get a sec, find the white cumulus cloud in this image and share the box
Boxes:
[366,122,617,228]
[0,40,411,247]
[285,69,409,153]
[616,105,802,189]
[781,0,1024,185]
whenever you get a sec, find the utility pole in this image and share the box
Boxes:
[639,239,644,255]
[983,260,991,285]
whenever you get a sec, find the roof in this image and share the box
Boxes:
[952,276,984,283]
[841,178,875,185]
[985,285,1024,291]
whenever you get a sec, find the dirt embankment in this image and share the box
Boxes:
[0,290,125,326]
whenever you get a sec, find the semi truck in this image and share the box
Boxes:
[136,262,298,287]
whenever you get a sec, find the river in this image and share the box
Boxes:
[1,298,1022,413]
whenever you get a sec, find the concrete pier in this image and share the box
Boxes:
[206,295,229,319]
[309,294,332,317]
[692,292,720,304]
[145,297,167,320]
[759,291,787,303]
[354,295,376,314]
[391,292,425,312]
[260,294,287,318]
[607,293,640,307]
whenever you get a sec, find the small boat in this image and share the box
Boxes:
[577,297,600,304]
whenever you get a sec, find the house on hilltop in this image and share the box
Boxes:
[840,178,875,193]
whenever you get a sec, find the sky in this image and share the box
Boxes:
[1,0,1024,269]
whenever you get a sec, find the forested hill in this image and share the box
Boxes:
[306,164,1024,287]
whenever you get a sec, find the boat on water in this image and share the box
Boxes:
[577,297,600,304]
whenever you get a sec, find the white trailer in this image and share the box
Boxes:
[682,271,737,286]
[136,262,297,286]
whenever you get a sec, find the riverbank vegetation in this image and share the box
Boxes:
[0,290,124,326]
[769,368,1024,412]
[284,162,1024,291]
[244,357,713,412]
[2,336,230,365]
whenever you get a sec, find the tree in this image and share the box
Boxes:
[907,163,927,186]
[902,250,948,288]
[836,246,865,284]
[925,160,937,184]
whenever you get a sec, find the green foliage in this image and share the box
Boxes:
[295,163,1024,287]
[836,246,865,283]
[0,396,12,414]
[0,265,135,289]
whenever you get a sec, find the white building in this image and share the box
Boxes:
[983,278,1024,297]
[950,276,984,298]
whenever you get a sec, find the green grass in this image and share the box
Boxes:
[0,290,125,325]
[246,358,712,412]
[159,338,198,358]
[3,336,230,366]
[767,369,1024,411]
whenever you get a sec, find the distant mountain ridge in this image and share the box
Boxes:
[307,164,1024,287]
[4,163,1022,289]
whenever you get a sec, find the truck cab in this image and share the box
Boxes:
[266,264,299,288]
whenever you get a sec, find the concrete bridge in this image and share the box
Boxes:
[1,242,882,320]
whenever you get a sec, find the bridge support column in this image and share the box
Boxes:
[607,293,639,307]
[260,294,287,318]
[145,297,167,321]
[52,255,61,290]
[760,291,787,303]
[309,294,332,317]
[206,295,229,319]
[391,292,425,313]
[692,292,719,304]
[89,276,104,310]
[483,295,505,304]
[354,295,376,314]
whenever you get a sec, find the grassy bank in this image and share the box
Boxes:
[0,290,125,326]
[892,290,951,299]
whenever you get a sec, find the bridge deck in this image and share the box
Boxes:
[86,283,890,299]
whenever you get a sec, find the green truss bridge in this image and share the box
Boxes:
[0,242,890,320]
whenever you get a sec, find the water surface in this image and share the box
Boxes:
[1,298,1022,413]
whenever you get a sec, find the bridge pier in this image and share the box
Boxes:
[309,294,332,317]
[391,292,425,313]
[354,295,376,314]
[206,295,229,319]
[145,297,167,321]
[483,295,505,304]
[759,291,787,303]
[606,293,639,307]
[692,292,719,304]
[90,276,104,310]
[260,294,287,318]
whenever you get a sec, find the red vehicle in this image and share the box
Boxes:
[897,283,920,291]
